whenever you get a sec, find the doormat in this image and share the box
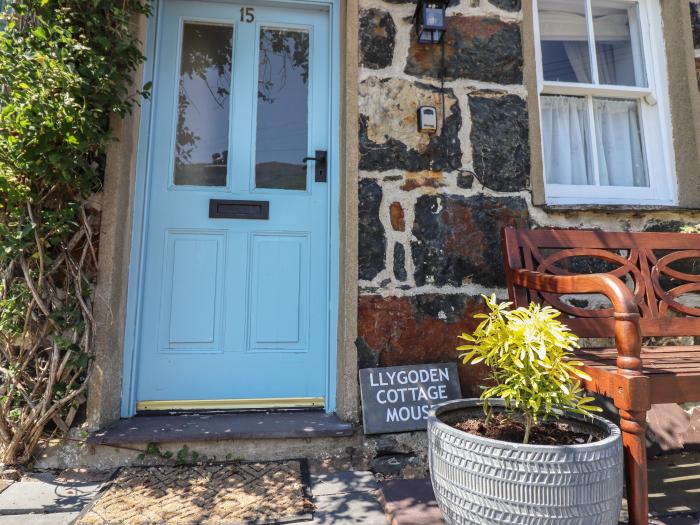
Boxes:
[73,459,313,525]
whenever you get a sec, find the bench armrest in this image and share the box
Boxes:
[511,269,644,371]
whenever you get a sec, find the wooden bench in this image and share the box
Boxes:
[501,227,700,525]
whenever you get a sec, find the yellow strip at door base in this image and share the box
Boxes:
[136,397,325,411]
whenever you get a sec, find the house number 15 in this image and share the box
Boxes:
[240,7,255,22]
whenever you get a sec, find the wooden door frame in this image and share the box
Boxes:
[118,0,344,418]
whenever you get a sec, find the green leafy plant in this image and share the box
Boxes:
[0,0,150,464]
[457,295,601,444]
[136,443,174,462]
[681,225,700,234]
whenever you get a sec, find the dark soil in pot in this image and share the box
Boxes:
[439,406,608,446]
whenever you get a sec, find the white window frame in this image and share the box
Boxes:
[533,0,677,206]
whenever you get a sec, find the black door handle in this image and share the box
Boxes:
[303,150,327,183]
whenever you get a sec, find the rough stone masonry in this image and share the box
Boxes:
[356,0,700,396]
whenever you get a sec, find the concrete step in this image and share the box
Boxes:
[88,410,355,446]
[35,411,358,470]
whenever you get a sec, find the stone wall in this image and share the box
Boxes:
[356,0,700,403]
[352,0,700,478]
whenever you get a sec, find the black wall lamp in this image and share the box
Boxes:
[413,0,448,44]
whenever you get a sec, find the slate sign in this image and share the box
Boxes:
[359,363,462,434]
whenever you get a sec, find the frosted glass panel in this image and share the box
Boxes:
[174,22,233,186]
[255,28,310,190]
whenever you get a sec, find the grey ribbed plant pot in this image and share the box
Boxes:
[428,399,623,525]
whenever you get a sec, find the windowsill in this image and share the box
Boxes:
[537,203,694,212]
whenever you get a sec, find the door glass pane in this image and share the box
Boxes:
[255,28,310,190]
[592,1,647,87]
[541,95,594,185]
[538,0,591,83]
[174,22,233,187]
[593,98,648,187]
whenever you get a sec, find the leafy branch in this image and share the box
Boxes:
[0,0,150,464]
[457,294,601,444]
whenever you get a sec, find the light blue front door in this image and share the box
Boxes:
[133,0,331,409]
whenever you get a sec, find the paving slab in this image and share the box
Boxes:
[643,452,700,517]
[0,476,102,515]
[0,512,80,525]
[648,518,700,525]
[381,479,442,525]
[312,471,379,496]
[311,471,388,524]
[313,491,389,524]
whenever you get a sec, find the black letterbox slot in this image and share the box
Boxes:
[209,199,270,220]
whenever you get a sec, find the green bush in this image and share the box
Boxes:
[0,0,150,464]
[457,295,601,444]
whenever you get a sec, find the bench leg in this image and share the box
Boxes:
[619,408,649,525]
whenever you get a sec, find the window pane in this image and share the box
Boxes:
[538,0,591,83]
[174,22,232,187]
[592,1,647,87]
[255,28,309,191]
[593,98,648,187]
[541,96,594,185]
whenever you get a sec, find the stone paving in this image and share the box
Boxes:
[311,471,387,524]
[0,470,105,525]
[2,455,700,524]
[0,469,389,525]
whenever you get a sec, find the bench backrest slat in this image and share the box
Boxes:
[501,227,700,338]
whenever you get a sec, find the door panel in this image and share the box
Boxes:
[249,233,309,350]
[133,0,330,408]
[160,231,225,350]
